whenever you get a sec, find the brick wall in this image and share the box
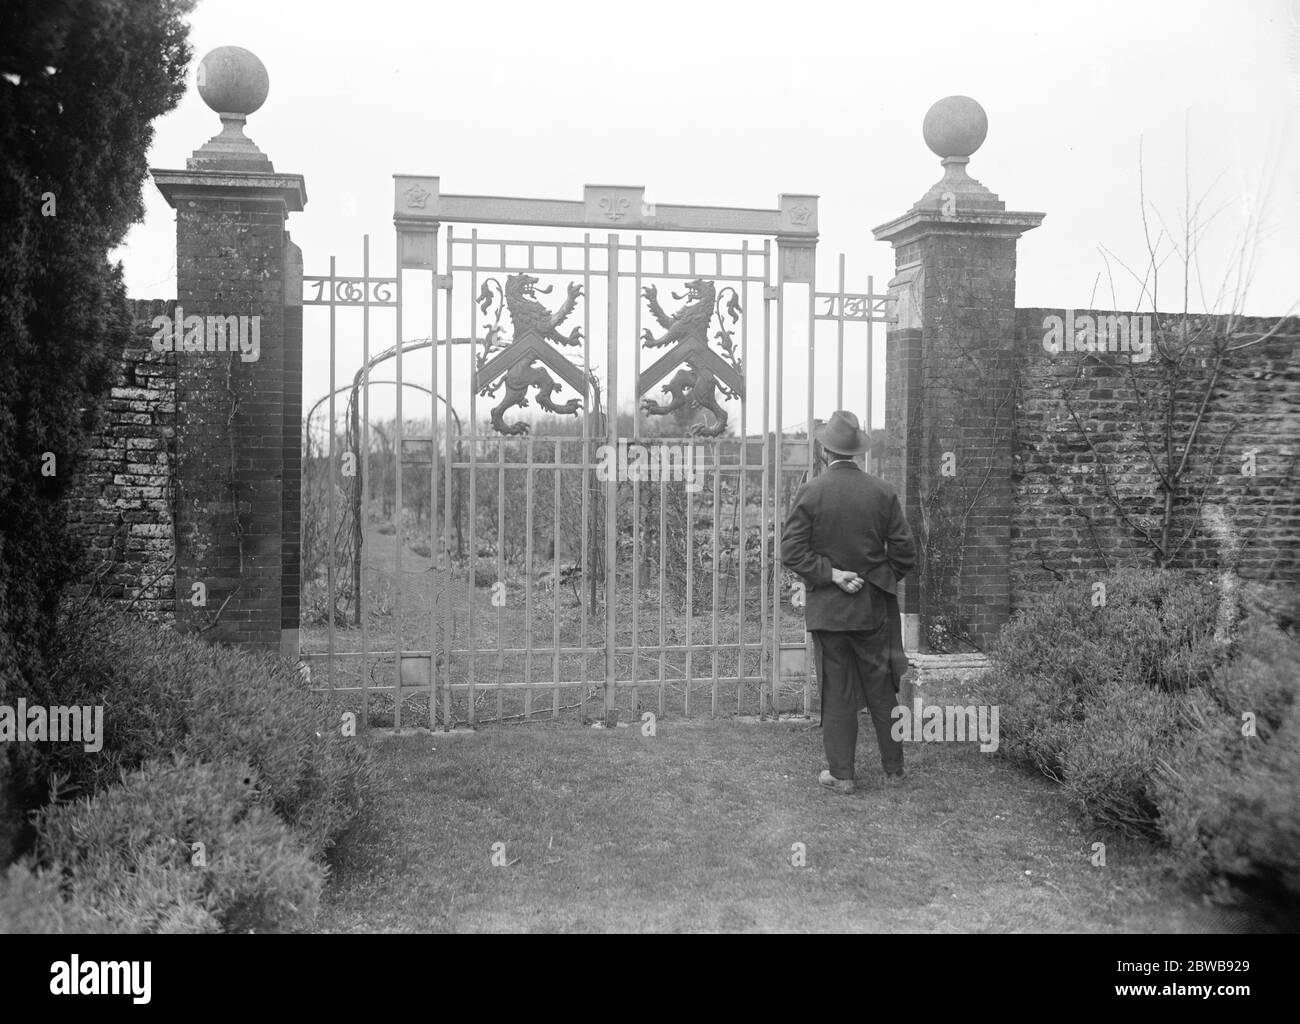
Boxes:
[282,238,303,643]
[171,195,288,651]
[888,232,1021,650]
[67,228,301,652]
[66,299,178,621]
[883,320,922,623]
[1011,308,1300,607]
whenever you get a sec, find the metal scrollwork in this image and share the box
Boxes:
[637,278,744,438]
[303,277,398,307]
[818,294,882,321]
[472,273,587,435]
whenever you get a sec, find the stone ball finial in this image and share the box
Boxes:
[197,46,269,116]
[922,96,988,160]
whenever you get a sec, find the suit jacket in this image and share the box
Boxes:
[779,462,917,633]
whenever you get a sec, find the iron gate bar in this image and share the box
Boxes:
[524,434,534,720]
[448,237,591,273]
[392,238,403,730]
[467,230,477,723]
[680,243,694,715]
[685,448,693,718]
[772,242,784,717]
[361,237,371,731]
[496,435,504,722]
[429,223,439,730]
[810,272,894,470]
[657,459,666,717]
[737,239,749,714]
[318,642,776,657]
[837,255,846,409]
[312,641,777,657]
[604,234,617,724]
[441,227,454,729]
[805,268,817,717]
[447,238,775,282]
[760,243,772,718]
[327,256,336,693]
[867,275,872,450]
[552,437,562,719]
[579,234,592,722]
[757,243,771,703]
[712,439,721,716]
[631,237,642,717]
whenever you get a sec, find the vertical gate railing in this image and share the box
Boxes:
[413,199,793,729]
[299,183,894,730]
[301,237,397,722]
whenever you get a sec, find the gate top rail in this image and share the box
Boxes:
[393,177,818,239]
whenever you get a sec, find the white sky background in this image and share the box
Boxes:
[115,0,1300,435]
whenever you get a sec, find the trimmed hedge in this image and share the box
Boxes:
[2,756,323,934]
[1153,620,1300,897]
[1,600,378,933]
[978,568,1223,808]
[0,863,118,934]
[979,569,1300,902]
[18,601,375,858]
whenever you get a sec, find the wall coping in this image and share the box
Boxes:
[872,208,1045,246]
[152,167,307,211]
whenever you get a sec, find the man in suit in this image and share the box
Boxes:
[780,411,916,794]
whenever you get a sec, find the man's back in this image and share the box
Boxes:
[779,462,916,632]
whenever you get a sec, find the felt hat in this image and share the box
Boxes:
[817,410,870,456]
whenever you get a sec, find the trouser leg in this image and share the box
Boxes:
[815,631,859,780]
[850,631,904,774]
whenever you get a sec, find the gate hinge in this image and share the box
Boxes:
[763,285,779,301]
[434,273,453,290]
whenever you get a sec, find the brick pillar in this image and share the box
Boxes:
[873,97,1042,652]
[151,47,307,655]
[281,238,303,657]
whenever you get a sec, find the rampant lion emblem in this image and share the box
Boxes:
[638,278,744,438]
[474,273,586,435]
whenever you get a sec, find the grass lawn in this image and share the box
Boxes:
[318,718,1271,933]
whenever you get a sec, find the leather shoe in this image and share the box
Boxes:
[818,769,854,794]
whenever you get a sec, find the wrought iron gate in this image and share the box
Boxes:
[301,181,892,730]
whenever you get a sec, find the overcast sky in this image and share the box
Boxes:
[115,0,1300,431]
